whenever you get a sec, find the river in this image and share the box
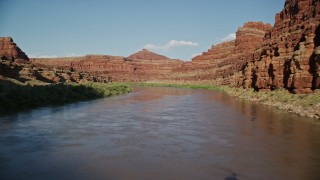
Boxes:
[0,87,320,180]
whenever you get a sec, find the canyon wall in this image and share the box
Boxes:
[190,0,319,93]
[32,53,184,82]
[29,21,272,84]
[242,0,320,93]
[1,0,319,93]
[187,22,272,86]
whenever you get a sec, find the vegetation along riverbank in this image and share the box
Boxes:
[132,82,320,120]
[0,80,132,113]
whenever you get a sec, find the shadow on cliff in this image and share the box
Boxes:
[251,70,258,92]
[310,24,320,90]
[0,60,55,84]
[283,59,292,91]
[268,63,276,90]
[0,60,29,83]
[283,31,308,92]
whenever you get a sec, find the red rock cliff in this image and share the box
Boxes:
[192,41,235,62]
[28,21,273,86]
[32,54,184,82]
[0,37,29,61]
[6,0,319,94]
[187,22,271,86]
[243,0,320,93]
[234,22,272,54]
[193,21,271,62]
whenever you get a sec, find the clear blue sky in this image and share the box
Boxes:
[0,0,284,60]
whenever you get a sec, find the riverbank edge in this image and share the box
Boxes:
[129,82,320,120]
[0,81,132,113]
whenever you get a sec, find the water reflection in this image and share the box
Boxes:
[0,87,320,180]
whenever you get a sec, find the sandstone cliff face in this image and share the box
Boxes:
[67,56,183,82]
[0,37,29,61]
[193,41,235,62]
[243,0,320,93]
[128,49,169,60]
[191,0,319,93]
[186,22,272,86]
[32,54,184,82]
[193,21,271,62]
[234,22,272,54]
[3,0,319,94]
[0,39,110,84]
[28,21,273,86]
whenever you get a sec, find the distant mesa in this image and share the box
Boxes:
[128,49,170,60]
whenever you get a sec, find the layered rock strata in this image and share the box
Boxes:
[188,22,272,86]
[0,37,29,61]
[32,55,184,82]
[243,0,320,93]
[0,39,109,84]
[27,21,280,86]
[2,0,319,94]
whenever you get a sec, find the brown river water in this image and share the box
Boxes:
[0,87,320,180]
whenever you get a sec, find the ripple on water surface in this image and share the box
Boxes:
[0,87,320,180]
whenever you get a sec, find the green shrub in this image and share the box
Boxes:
[0,82,132,113]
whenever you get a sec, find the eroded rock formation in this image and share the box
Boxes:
[188,21,272,86]
[193,41,235,62]
[0,37,29,61]
[0,59,109,84]
[191,0,319,93]
[0,39,109,84]
[2,0,319,94]
[32,55,184,82]
[89,21,269,84]
[243,0,320,93]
